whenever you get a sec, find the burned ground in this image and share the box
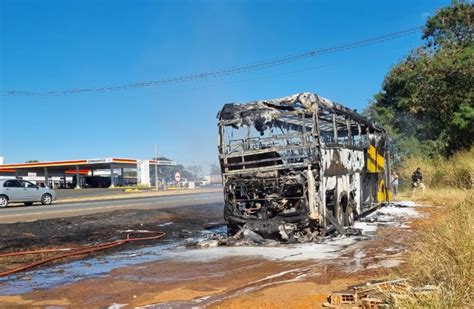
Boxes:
[0,201,427,308]
[0,203,224,253]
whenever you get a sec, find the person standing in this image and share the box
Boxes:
[391,170,399,195]
[412,167,426,195]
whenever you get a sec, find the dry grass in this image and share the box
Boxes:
[397,188,471,207]
[396,186,473,307]
[391,151,473,307]
[398,149,473,189]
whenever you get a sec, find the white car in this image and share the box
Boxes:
[0,179,57,207]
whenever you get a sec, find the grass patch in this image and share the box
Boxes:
[398,149,473,189]
[392,150,473,307]
[397,188,473,307]
[397,188,471,207]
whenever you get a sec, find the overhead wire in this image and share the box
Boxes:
[2,26,422,96]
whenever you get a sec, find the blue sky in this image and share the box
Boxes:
[1,0,449,169]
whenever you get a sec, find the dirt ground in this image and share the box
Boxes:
[0,201,431,308]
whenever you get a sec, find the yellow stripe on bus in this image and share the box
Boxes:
[367,145,385,173]
[367,157,378,173]
[368,145,377,160]
[377,153,385,169]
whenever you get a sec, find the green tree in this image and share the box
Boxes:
[423,0,473,49]
[367,1,474,157]
[153,157,195,181]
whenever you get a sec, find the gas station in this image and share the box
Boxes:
[0,157,176,189]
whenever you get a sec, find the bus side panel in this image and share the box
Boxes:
[320,147,365,216]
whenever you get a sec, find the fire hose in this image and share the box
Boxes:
[0,230,166,277]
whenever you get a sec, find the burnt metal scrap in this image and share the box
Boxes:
[217,92,391,242]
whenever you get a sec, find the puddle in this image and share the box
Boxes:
[203,224,227,235]
[0,202,419,295]
[0,242,178,295]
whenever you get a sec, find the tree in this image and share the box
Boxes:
[210,164,221,175]
[187,165,203,179]
[151,157,194,182]
[423,0,473,49]
[367,1,474,157]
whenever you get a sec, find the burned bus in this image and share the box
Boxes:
[217,92,391,242]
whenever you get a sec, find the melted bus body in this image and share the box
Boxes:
[217,92,391,241]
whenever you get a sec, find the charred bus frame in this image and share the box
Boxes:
[218,92,391,242]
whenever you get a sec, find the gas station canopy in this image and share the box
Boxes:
[0,157,176,188]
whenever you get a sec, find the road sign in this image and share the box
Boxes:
[174,172,181,182]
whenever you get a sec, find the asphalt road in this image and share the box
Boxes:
[0,191,224,224]
[55,188,140,199]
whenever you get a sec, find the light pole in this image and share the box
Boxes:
[154,144,158,191]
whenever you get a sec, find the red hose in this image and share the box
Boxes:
[0,231,165,277]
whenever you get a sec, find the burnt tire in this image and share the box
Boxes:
[227,223,242,237]
[227,224,239,237]
[41,193,53,205]
[0,195,8,207]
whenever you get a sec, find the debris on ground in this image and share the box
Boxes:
[187,222,365,249]
[323,278,440,308]
[186,201,420,251]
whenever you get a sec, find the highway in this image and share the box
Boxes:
[0,191,224,224]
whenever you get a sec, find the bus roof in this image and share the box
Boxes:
[218,92,385,132]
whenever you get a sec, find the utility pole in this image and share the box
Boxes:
[154,144,158,191]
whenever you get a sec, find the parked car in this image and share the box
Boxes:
[0,179,57,207]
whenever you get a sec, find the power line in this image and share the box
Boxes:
[188,63,337,90]
[3,26,422,96]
